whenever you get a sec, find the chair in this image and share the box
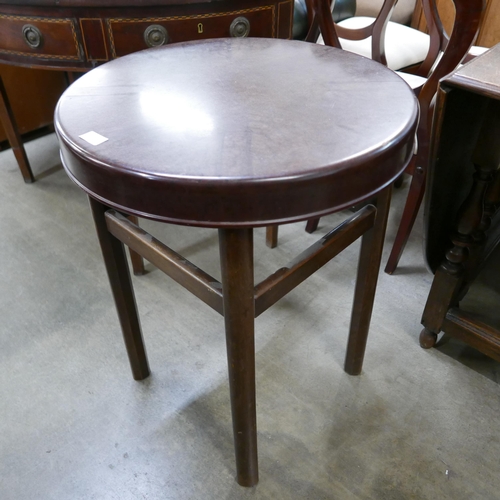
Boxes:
[299,0,485,274]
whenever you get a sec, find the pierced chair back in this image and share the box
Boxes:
[309,0,485,274]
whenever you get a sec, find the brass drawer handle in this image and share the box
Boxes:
[144,24,169,47]
[230,17,250,38]
[22,24,43,49]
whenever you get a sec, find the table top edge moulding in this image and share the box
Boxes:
[55,38,418,228]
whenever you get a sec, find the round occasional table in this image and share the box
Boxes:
[55,38,418,487]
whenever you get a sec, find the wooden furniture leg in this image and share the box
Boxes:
[420,162,493,348]
[0,75,34,183]
[384,165,426,274]
[89,197,150,381]
[127,215,145,275]
[219,228,258,487]
[345,186,392,375]
[265,225,278,248]
[305,218,320,233]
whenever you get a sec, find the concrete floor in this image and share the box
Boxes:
[1,133,499,500]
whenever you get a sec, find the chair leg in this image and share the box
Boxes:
[265,225,278,248]
[384,167,426,275]
[219,228,258,487]
[126,215,145,275]
[0,75,34,183]
[344,186,391,375]
[88,196,150,381]
[305,218,319,233]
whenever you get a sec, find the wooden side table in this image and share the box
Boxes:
[55,38,418,486]
[421,44,500,360]
[0,0,293,182]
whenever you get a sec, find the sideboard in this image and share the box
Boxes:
[0,0,294,182]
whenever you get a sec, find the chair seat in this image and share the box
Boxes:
[334,16,430,70]
[319,15,488,80]
[468,45,489,57]
[396,71,427,89]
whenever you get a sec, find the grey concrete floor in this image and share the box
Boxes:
[1,133,499,500]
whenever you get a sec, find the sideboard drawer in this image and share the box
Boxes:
[109,6,278,58]
[0,14,81,62]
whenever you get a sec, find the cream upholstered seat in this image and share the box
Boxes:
[318,15,487,81]
[327,16,430,71]
[320,15,430,90]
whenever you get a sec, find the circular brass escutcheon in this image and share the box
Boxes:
[22,24,43,49]
[230,17,250,38]
[144,24,169,47]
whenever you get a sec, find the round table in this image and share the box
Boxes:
[55,37,417,486]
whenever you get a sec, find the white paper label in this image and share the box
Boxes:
[79,131,109,146]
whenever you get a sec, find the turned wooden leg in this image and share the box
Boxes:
[345,186,392,375]
[384,166,426,274]
[89,197,150,381]
[419,328,438,348]
[219,228,258,487]
[0,75,34,183]
[265,225,278,248]
[126,215,145,275]
[305,218,320,234]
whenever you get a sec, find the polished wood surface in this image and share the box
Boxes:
[425,45,500,272]
[55,37,418,486]
[420,44,500,361]
[56,38,417,226]
[0,65,66,142]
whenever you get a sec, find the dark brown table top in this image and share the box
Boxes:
[55,38,418,227]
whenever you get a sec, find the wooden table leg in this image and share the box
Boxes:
[265,225,278,248]
[0,75,34,183]
[344,186,392,375]
[126,215,145,276]
[88,196,150,381]
[219,228,258,487]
